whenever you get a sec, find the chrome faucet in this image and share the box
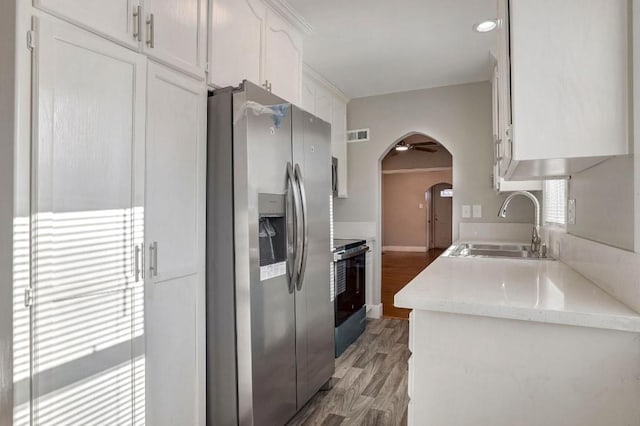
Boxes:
[497,191,543,255]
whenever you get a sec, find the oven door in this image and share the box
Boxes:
[334,247,368,326]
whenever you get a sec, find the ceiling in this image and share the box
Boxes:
[288,0,497,99]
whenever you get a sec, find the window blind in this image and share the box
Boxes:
[543,179,567,225]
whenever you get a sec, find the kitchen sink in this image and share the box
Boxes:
[443,243,554,260]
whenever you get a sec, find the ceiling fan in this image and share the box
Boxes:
[390,140,438,155]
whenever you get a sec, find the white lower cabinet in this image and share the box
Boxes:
[144,61,207,425]
[30,15,146,424]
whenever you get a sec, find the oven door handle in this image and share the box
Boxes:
[333,246,369,261]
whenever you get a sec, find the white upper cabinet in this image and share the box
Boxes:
[33,0,141,48]
[499,0,629,179]
[264,8,303,104]
[331,99,348,198]
[209,0,265,88]
[209,0,305,104]
[143,0,208,78]
[302,67,349,197]
[491,59,541,192]
[34,0,207,78]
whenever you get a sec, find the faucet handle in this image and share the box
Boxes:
[539,243,547,258]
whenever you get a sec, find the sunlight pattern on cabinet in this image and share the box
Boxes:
[13,216,31,426]
[25,207,145,425]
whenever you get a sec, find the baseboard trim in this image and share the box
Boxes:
[366,304,382,319]
[382,246,427,252]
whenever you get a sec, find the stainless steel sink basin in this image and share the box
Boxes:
[443,243,554,260]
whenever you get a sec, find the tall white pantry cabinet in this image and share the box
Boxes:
[12,2,207,425]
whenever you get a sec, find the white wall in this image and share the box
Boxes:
[336,82,536,236]
[0,0,16,421]
[336,82,537,309]
[568,156,635,251]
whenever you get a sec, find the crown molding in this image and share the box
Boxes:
[263,0,313,35]
[303,64,350,103]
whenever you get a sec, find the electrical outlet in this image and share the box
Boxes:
[462,205,471,218]
[472,205,482,218]
[568,199,576,225]
[419,203,424,209]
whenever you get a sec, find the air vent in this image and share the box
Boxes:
[347,128,370,143]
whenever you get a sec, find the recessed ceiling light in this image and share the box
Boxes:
[474,20,497,33]
[395,145,409,151]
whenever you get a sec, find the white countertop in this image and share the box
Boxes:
[394,248,640,333]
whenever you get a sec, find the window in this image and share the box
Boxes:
[543,179,568,226]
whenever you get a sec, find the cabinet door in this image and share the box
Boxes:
[264,9,303,104]
[144,0,207,79]
[209,0,266,88]
[510,0,628,161]
[31,16,146,425]
[145,61,206,425]
[34,0,141,49]
[332,99,348,197]
[301,77,316,113]
[315,88,333,124]
[496,0,512,176]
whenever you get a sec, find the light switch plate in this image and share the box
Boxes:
[568,199,576,225]
[462,205,471,218]
[472,205,482,218]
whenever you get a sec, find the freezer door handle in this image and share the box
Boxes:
[295,164,309,291]
[287,163,302,293]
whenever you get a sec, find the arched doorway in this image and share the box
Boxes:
[380,133,452,319]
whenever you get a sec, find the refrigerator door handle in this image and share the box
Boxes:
[294,164,309,291]
[287,163,302,293]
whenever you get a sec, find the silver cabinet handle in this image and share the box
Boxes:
[287,163,302,293]
[133,5,142,41]
[146,13,155,48]
[294,164,308,291]
[262,80,272,92]
[134,244,141,281]
[149,242,158,276]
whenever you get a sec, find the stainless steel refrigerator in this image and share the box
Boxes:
[206,81,334,425]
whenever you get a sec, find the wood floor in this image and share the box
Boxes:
[288,318,410,426]
[382,249,444,319]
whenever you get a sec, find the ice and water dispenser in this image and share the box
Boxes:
[258,193,288,281]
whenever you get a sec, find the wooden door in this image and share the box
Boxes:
[31,15,146,425]
[144,61,206,425]
[431,184,452,249]
[144,0,207,79]
[34,0,141,49]
[209,0,266,88]
[264,9,302,104]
